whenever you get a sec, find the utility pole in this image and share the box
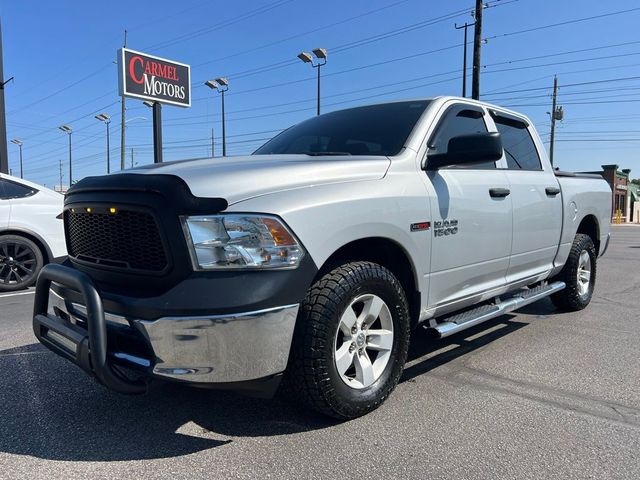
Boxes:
[130,147,133,168]
[58,159,63,192]
[471,0,484,100]
[120,30,127,170]
[0,20,10,175]
[455,21,475,97]
[549,75,563,166]
[211,127,215,157]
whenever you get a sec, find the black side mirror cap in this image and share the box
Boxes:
[426,132,503,170]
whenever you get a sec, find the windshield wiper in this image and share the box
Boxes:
[300,151,352,156]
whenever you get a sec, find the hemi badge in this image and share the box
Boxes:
[410,222,431,232]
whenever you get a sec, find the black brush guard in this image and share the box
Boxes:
[32,263,147,394]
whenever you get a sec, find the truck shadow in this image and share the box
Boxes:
[402,314,525,383]
[0,343,335,462]
[0,302,557,462]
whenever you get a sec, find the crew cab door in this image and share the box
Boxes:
[422,103,513,308]
[487,111,562,282]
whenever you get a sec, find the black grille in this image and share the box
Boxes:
[66,209,168,272]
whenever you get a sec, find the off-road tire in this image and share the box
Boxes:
[550,233,597,311]
[285,261,410,419]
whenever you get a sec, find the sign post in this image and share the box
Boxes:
[118,48,190,163]
[152,102,162,164]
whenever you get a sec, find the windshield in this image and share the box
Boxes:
[253,100,430,156]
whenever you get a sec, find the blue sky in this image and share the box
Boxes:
[2,0,640,187]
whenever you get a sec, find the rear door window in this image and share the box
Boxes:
[494,116,542,171]
[0,179,37,199]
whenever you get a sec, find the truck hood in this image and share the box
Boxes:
[123,154,391,205]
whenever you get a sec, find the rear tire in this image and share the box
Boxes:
[285,261,410,419]
[550,233,596,311]
[0,234,44,292]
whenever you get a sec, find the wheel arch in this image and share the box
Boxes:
[315,237,421,328]
[576,214,600,255]
[0,228,52,263]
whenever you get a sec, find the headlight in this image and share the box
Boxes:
[181,214,305,270]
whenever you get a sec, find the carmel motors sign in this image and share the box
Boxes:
[118,48,191,107]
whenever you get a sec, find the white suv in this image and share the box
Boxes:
[0,173,66,291]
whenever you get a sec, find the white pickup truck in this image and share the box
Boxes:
[33,97,611,418]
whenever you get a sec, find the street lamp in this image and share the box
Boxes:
[205,77,229,156]
[58,125,73,185]
[10,139,23,179]
[298,48,327,115]
[95,113,111,174]
[125,116,147,124]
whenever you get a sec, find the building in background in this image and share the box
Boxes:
[629,183,639,223]
[581,165,633,223]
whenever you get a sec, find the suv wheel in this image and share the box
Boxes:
[286,261,410,419]
[0,235,44,292]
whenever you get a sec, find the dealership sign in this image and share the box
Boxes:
[118,48,191,107]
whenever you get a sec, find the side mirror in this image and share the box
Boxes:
[426,132,503,169]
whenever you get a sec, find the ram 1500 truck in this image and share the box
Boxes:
[33,97,611,418]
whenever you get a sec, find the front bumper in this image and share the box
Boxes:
[33,264,299,394]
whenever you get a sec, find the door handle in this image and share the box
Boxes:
[545,186,561,196]
[489,188,510,198]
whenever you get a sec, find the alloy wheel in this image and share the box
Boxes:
[334,294,394,389]
[0,240,37,286]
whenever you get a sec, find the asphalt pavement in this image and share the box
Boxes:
[0,226,638,479]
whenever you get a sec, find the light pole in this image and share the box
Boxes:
[95,113,111,174]
[297,48,327,115]
[10,138,23,178]
[58,125,72,185]
[205,77,229,156]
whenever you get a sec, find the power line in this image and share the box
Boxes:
[192,0,414,69]
[7,64,113,115]
[195,0,515,84]
[143,0,295,52]
[485,6,640,41]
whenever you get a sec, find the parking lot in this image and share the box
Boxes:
[0,225,638,479]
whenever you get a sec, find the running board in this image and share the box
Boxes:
[428,281,566,339]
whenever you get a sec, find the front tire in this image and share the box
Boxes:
[286,261,410,419]
[0,234,44,292]
[551,233,597,311]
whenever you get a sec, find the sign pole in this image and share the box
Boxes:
[153,102,162,163]
[118,47,190,166]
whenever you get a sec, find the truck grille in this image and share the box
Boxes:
[65,209,168,272]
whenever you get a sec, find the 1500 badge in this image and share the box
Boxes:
[434,219,458,236]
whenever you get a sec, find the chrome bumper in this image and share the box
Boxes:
[48,285,299,385]
[135,305,299,383]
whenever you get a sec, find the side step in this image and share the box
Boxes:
[428,281,566,339]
